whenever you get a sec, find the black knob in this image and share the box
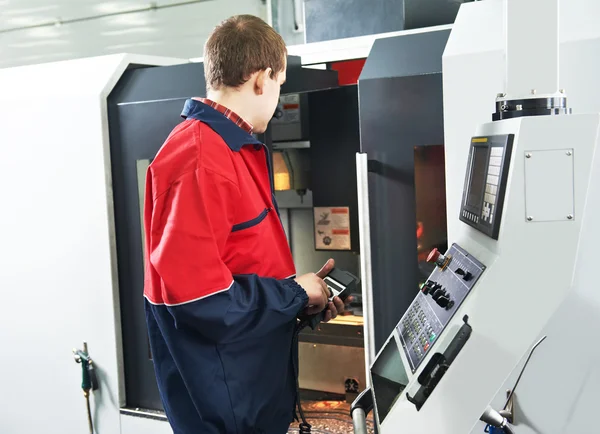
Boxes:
[456,268,473,281]
[432,288,446,301]
[436,296,452,309]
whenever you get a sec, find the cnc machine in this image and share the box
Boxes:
[352,0,600,433]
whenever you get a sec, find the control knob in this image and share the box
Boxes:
[456,268,473,281]
[436,296,455,310]
[427,248,450,269]
[431,287,446,301]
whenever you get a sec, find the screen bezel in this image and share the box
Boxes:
[459,135,515,240]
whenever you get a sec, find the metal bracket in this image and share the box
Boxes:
[500,389,515,424]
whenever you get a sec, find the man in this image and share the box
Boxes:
[143,14,346,434]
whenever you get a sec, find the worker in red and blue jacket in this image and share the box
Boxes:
[143,15,347,434]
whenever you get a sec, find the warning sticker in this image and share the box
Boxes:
[272,94,301,125]
[314,207,351,250]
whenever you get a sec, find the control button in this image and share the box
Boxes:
[455,268,473,281]
[436,296,451,308]
[491,148,504,157]
[490,155,503,165]
[487,174,499,186]
[421,281,435,295]
[424,343,430,351]
[427,248,440,262]
[432,288,446,301]
[427,248,449,268]
[488,165,500,176]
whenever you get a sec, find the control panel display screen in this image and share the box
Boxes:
[466,146,488,208]
[460,135,514,240]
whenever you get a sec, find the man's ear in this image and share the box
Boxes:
[254,68,272,95]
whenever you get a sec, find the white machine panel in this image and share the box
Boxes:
[0,54,184,434]
[524,148,575,222]
[471,117,600,434]
[374,113,600,434]
[442,0,600,248]
[362,1,600,433]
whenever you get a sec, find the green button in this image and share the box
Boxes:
[429,334,436,342]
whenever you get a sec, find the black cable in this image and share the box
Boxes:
[294,319,312,433]
[291,0,300,31]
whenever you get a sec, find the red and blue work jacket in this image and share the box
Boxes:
[143,98,308,434]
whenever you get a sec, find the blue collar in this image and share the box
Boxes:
[181,99,261,152]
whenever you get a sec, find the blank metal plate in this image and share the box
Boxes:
[525,149,575,222]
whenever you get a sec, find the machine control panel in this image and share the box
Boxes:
[460,134,514,239]
[397,243,485,372]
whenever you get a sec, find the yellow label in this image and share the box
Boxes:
[472,137,488,143]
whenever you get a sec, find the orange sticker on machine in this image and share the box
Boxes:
[314,206,351,251]
[331,208,349,214]
[332,229,350,235]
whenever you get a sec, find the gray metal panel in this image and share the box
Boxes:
[404,0,466,30]
[358,73,445,351]
[359,29,451,81]
[308,85,361,252]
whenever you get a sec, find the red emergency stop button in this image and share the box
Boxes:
[427,248,450,269]
[427,248,440,263]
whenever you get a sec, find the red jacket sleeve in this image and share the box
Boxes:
[146,166,308,343]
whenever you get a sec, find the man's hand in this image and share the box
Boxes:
[322,296,347,323]
[295,272,330,315]
[315,259,340,322]
[295,259,351,321]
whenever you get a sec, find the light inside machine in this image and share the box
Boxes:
[273,151,291,190]
[414,145,448,275]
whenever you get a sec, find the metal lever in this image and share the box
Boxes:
[479,335,547,432]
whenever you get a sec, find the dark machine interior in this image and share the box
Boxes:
[358,28,450,352]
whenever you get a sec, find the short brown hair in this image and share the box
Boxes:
[203,15,287,90]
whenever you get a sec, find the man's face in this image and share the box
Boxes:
[254,58,287,134]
